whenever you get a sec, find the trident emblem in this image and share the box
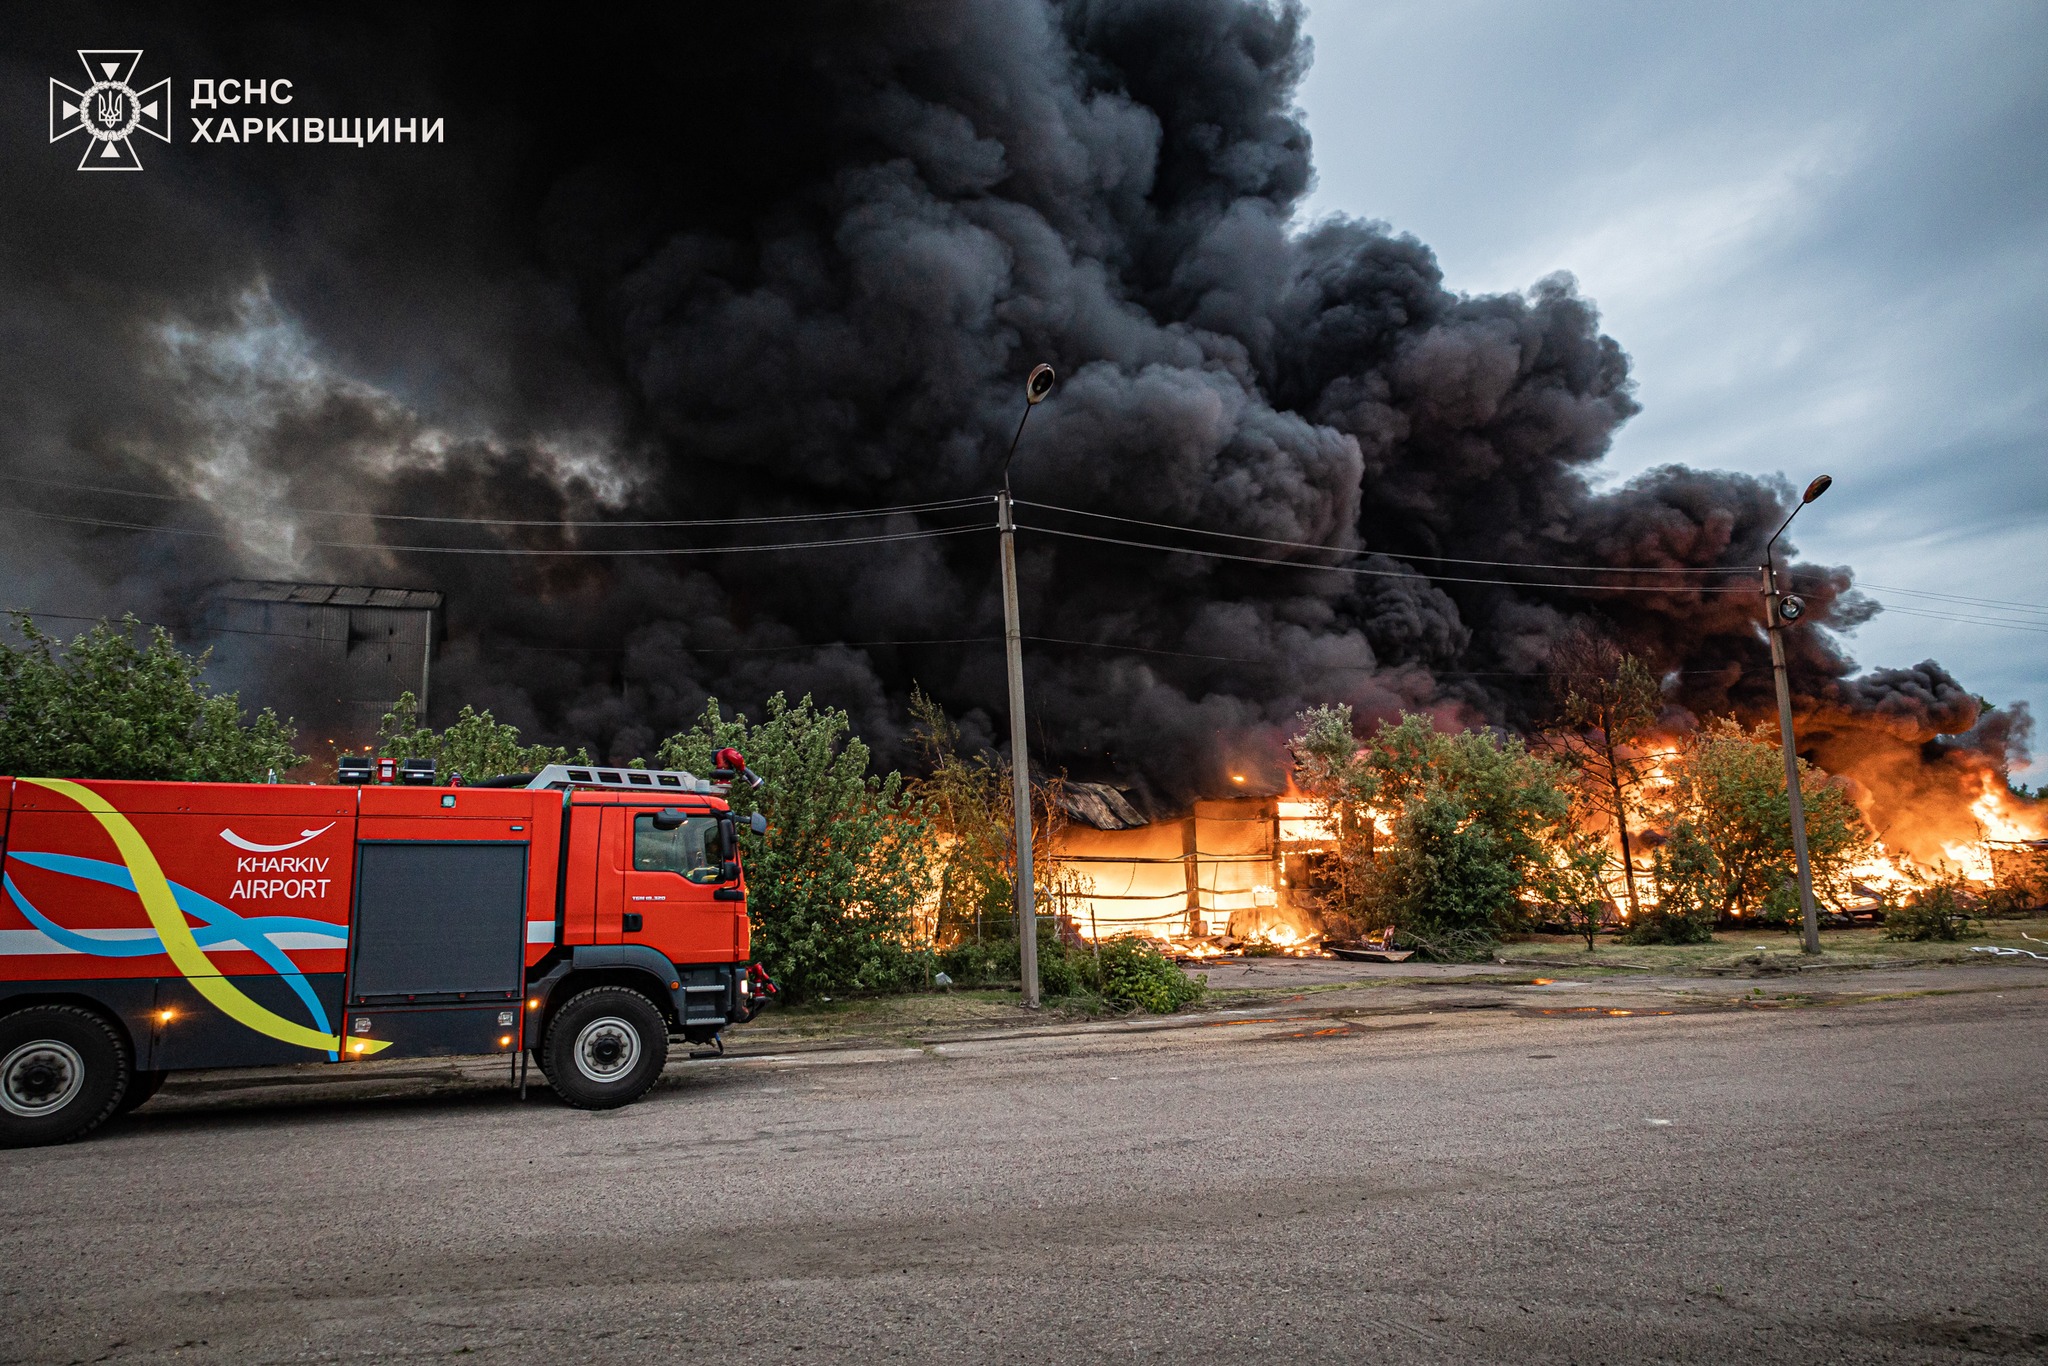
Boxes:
[50,50,170,171]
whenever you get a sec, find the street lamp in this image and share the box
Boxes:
[998,363,1055,1006]
[1762,474,1832,955]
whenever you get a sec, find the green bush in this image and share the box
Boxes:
[1623,908,1715,945]
[1882,883,1982,942]
[1979,886,2038,919]
[1096,937,1205,1014]
[1656,719,1871,920]
[1288,707,1573,942]
[0,614,304,782]
[658,694,933,1002]
[1382,790,1523,935]
[375,691,587,779]
[935,923,1107,1000]
[936,936,1018,987]
[1037,935,1101,998]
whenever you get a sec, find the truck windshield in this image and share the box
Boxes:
[633,813,724,883]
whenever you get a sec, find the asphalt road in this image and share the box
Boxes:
[4,984,2046,1364]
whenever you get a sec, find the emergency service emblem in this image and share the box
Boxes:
[49,50,170,170]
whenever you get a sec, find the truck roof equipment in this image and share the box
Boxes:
[523,763,723,794]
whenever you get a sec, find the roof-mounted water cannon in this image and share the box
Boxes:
[712,746,765,790]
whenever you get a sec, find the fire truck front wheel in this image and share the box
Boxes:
[541,987,670,1110]
[0,1004,133,1148]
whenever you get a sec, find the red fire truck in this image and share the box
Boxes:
[0,757,772,1146]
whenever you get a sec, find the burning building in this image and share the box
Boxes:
[1052,785,1331,950]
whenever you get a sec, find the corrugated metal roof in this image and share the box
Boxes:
[214,580,443,610]
[1061,781,1149,830]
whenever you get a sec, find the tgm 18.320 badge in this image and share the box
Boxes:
[50,50,170,170]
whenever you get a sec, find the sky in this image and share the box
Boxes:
[1294,0,2048,779]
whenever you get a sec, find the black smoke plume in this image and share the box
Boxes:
[0,1,2027,817]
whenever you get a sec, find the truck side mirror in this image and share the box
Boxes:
[750,812,768,836]
[720,859,740,883]
[652,808,685,831]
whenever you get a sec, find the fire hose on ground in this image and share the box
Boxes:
[1968,932,2048,962]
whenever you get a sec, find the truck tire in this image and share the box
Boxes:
[0,1005,133,1148]
[114,1069,168,1118]
[541,987,669,1111]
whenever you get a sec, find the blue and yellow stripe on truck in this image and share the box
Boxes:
[8,779,387,1056]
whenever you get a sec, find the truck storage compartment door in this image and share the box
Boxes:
[349,842,528,1002]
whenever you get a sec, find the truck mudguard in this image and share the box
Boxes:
[569,944,692,1020]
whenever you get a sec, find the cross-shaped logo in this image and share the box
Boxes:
[50,50,170,171]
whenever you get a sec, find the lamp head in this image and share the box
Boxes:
[1801,474,1833,504]
[1026,363,1056,405]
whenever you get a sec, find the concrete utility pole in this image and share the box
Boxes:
[1762,474,1832,955]
[999,363,1056,1008]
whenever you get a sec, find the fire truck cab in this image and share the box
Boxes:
[0,760,770,1146]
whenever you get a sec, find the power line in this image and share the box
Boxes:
[0,504,992,556]
[1024,633,1742,675]
[1856,583,2048,616]
[1016,497,1758,576]
[1014,522,1762,594]
[5,608,1767,672]
[1,608,1007,657]
[0,473,988,529]
[500,635,1005,657]
[1868,603,2048,636]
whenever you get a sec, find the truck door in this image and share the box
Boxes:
[596,806,729,963]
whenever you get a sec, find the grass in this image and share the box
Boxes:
[1496,917,2048,974]
[723,918,2048,1051]
[728,986,1131,1050]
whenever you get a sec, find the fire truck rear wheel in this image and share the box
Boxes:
[541,987,669,1110]
[0,1005,133,1148]
[114,1069,168,1117]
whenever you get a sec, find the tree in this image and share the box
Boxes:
[908,690,1016,945]
[1380,787,1521,935]
[0,614,304,782]
[1288,708,1574,942]
[1545,628,1662,920]
[1362,715,1574,930]
[906,689,1081,948]
[1655,718,1869,925]
[657,693,933,1001]
[374,692,587,780]
[1548,827,1619,951]
[1287,704,1384,933]
[1636,823,1719,944]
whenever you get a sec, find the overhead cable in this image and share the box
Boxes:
[0,473,987,529]
[1024,634,1742,674]
[1016,497,1757,576]
[0,504,990,556]
[1013,522,1762,594]
[1854,582,2048,616]
[0,610,1007,654]
[1867,602,2048,636]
